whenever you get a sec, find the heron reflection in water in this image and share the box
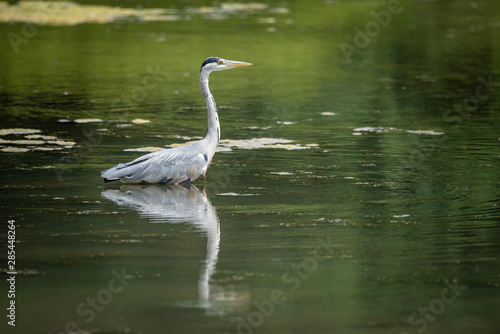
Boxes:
[102,184,238,313]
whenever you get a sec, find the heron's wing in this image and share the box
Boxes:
[101,151,156,181]
[102,143,208,184]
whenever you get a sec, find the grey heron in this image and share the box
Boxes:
[101,57,252,184]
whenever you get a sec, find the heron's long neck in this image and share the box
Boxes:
[199,71,220,154]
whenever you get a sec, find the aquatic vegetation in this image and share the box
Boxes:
[74,119,104,123]
[0,138,45,145]
[218,192,256,196]
[218,138,318,151]
[269,172,294,176]
[0,1,179,25]
[124,147,163,152]
[25,134,58,140]
[0,128,41,136]
[1,147,30,153]
[352,127,444,136]
[131,119,151,124]
[0,1,283,25]
[124,137,318,153]
[0,128,76,152]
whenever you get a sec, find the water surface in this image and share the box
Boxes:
[1,1,499,333]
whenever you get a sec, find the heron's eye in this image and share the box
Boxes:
[217,60,225,65]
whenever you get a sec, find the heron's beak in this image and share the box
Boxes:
[225,60,252,68]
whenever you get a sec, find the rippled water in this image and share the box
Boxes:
[1,1,499,334]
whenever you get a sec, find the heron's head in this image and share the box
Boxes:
[200,57,252,74]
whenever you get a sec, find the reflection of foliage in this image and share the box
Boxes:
[0,1,181,25]
[0,1,280,25]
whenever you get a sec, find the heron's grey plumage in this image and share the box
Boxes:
[101,57,251,184]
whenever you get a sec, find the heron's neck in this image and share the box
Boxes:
[199,71,220,153]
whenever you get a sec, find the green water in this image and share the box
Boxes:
[1,1,499,333]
